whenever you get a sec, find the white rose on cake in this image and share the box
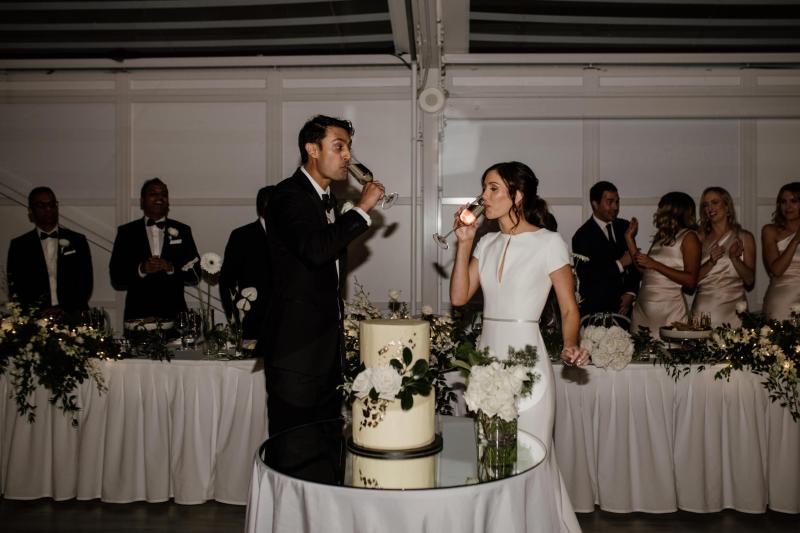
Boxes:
[370,367,403,400]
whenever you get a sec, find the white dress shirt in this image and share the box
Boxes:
[593,215,624,273]
[38,226,59,306]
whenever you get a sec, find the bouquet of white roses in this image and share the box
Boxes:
[581,324,634,370]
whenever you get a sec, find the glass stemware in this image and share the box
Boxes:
[432,194,485,250]
[176,311,189,350]
[348,158,399,209]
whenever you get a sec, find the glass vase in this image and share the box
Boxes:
[475,411,518,481]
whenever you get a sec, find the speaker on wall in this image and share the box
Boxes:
[418,87,446,113]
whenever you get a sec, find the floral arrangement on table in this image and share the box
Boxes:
[343,345,438,427]
[580,314,635,371]
[0,302,120,424]
[452,343,540,480]
[342,283,472,415]
[121,320,173,361]
[228,285,258,354]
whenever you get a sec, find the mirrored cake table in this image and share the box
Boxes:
[244,415,547,533]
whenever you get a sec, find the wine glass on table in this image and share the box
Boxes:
[348,158,399,209]
[176,311,189,351]
[432,194,485,250]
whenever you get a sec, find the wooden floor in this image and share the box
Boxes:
[1,499,797,532]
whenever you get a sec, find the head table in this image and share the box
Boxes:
[1,358,797,514]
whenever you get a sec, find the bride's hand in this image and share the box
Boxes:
[561,345,589,367]
[453,206,478,242]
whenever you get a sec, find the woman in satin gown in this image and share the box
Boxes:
[626,192,701,334]
[691,187,755,327]
[762,182,800,320]
[450,161,587,533]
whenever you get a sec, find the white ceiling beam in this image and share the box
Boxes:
[442,0,469,55]
[387,0,411,55]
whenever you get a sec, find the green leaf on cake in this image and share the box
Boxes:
[402,347,413,365]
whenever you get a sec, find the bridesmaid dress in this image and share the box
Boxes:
[631,229,692,334]
[762,234,800,320]
[473,229,581,533]
[691,231,747,327]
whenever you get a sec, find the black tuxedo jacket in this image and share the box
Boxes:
[257,169,369,376]
[6,226,93,311]
[109,218,200,320]
[219,220,270,340]
[572,217,640,317]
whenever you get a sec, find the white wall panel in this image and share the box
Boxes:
[598,120,740,199]
[442,120,583,198]
[756,119,800,197]
[281,101,412,195]
[131,102,267,198]
[0,103,116,199]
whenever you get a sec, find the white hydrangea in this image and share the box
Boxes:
[464,362,529,422]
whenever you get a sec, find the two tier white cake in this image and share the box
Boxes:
[351,319,436,451]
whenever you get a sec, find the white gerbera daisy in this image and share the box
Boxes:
[200,252,222,275]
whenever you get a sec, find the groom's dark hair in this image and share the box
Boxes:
[298,115,355,164]
[589,181,618,204]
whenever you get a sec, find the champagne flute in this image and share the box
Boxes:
[176,311,189,350]
[432,194,485,250]
[348,158,399,209]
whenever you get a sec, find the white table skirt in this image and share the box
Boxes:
[245,429,553,533]
[0,357,267,504]
[553,363,800,514]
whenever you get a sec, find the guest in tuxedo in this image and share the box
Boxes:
[6,187,92,318]
[109,178,200,321]
[219,185,274,340]
[626,192,701,334]
[258,115,384,436]
[571,181,640,321]
[762,182,800,320]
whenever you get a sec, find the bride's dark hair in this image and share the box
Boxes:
[481,161,554,231]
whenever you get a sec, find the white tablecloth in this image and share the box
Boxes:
[553,362,800,514]
[0,357,267,504]
[245,424,550,533]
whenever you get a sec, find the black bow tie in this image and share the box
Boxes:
[40,231,58,240]
[321,193,336,212]
[147,218,165,229]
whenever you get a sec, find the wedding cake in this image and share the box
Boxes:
[352,453,436,489]
[351,319,436,452]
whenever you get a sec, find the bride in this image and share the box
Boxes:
[450,161,585,533]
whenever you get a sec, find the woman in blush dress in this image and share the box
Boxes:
[762,182,800,320]
[450,161,585,533]
[626,192,702,334]
[691,187,755,327]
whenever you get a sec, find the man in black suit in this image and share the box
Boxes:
[258,115,384,435]
[219,185,274,340]
[109,178,200,321]
[572,181,640,320]
[6,187,92,318]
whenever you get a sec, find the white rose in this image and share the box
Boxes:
[200,252,222,275]
[352,369,374,397]
[168,227,179,237]
[421,305,434,316]
[736,301,748,314]
[58,238,71,248]
[370,367,403,400]
[388,289,401,301]
[241,287,258,301]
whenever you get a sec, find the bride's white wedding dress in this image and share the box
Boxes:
[473,229,582,533]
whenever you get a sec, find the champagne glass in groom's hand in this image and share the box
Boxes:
[348,158,399,209]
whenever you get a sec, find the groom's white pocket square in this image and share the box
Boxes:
[63,250,76,256]
[170,239,182,244]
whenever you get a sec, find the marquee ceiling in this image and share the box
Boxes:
[1,0,799,64]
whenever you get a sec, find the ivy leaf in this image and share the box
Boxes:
[403,347,413,366]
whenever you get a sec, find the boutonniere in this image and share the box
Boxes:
[339,201,354,215]
[58,238,71,249]
[167,227,179,238]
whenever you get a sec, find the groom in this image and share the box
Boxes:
[258,115,384,435]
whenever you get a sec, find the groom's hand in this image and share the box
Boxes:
[357,181,385,212]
